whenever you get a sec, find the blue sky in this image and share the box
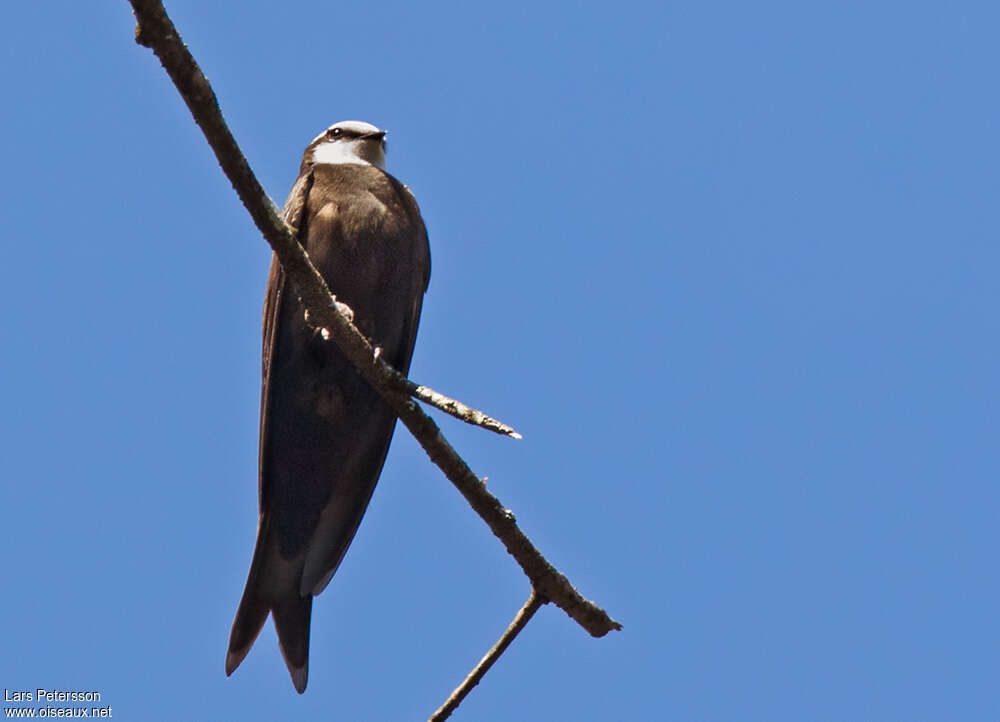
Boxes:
[1,1,998,719]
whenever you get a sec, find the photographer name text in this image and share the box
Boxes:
[4,690,101,703]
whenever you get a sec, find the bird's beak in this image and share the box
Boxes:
[365,130,387,141]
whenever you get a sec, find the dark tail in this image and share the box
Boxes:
[225,581,269,679]
[226,526,313,694]
[272,594,313,693]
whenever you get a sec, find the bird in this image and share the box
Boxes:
[225,120,431,693]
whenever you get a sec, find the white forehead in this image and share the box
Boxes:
[309,120,383,145]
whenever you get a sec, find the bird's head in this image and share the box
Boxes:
[307,120,387,170]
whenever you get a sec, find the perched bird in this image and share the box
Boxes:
[226,121,431,693]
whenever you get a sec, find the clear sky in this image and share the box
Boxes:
[1,1,998,720]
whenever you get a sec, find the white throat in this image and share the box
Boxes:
[311,140,385,171]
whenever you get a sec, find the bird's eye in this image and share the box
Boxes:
[328,127,343,139]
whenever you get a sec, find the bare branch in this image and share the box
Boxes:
[407,382,522,439]
[430,590,546,721]
[128,0,516,440]
[128,0,619,641]
[388,398,621,636]
[373,353,520,437]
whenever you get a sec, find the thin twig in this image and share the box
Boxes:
[128,0,619,636]
[408,382,522,439]
[430,590,546,721]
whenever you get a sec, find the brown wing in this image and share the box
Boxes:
[393,182,431,376]
[258,168,313,508]
[227,166,316,691]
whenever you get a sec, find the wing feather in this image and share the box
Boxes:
[258,169,313,508]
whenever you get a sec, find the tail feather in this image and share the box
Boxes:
[226,525,272,679]
[272,594,313,694]
[226,520,314,694]
[226,586,269,677]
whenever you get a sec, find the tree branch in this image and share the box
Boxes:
[430,590,546,721]
[127,0,619,664]
[408,382,522,440]
[128,0,519,440]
